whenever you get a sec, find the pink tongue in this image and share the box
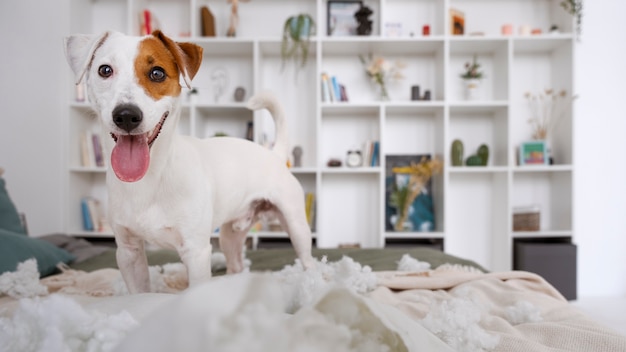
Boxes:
[111,134,150,182]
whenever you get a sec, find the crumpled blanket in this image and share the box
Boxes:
[370,269,626,352]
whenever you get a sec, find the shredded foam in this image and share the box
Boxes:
[0,259,48,299]
[397,254,431,272]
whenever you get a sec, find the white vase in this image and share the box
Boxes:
[464,79,481,100]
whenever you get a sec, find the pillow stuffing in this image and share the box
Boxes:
[0,229,75,277]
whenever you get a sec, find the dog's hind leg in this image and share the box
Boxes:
[274,202,315,270]
[219,220,250,274]
[116,231,150,293]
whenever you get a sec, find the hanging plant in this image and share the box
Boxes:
[281,13,315,71]
[560,0,583,40]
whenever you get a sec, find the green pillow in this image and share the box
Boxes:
[0,177,26,234]
[0,229,76,277]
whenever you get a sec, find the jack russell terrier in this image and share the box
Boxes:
[64,30,314,293]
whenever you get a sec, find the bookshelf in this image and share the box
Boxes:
[66,0,576,270]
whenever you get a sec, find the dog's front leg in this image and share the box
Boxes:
[115,233,150,293]
[178,236,213,287]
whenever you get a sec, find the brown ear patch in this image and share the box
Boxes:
[135,37,183,100]
[152,30,203,88]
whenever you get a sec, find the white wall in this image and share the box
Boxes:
[575,0,626,297]
[0,0,624,296]
[0,0,70,236]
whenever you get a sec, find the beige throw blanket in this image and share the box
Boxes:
[371,269,626,351]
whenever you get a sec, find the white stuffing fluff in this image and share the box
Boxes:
[421,295,500,352]
[0,259,48,299]
[505,300,542,324]
[274,256,378,312]
[396,254,431,272]
[0,294,138,352]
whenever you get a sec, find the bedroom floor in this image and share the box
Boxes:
[572,297,626,336]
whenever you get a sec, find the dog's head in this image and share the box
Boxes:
[64,31,203,182]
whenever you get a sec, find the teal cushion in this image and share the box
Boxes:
[0,229,76,276]
[0,177,26,234]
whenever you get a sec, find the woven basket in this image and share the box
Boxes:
[513,208,540,231]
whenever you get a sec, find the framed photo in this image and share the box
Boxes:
[327,1,362,36]
[385,155,435,232]
[519,141,548,165]
[449,8,465,35]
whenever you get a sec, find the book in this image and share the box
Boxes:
[370,141,380,166]
[331,76,341,101]
[305,192,316,230]
[81,197,104,232]
[384,154,435,232]
[92,133,104,167]
[339,84,349,102]
[321,73,331,102]
[80,198,93,231]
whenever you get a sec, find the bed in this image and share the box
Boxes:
[1,169,625,351]
[1,234,626,352]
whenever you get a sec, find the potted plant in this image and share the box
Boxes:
[281,13,315,72]
[560,0,583,40]
[460,55,484,100]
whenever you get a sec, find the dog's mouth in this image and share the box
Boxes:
[110,112,168,183]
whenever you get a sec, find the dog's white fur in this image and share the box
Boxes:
[64,31,314,293]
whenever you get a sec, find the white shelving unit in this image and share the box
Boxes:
[66,0,575,271]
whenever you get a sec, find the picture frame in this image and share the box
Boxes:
[519,140,548,165]
[449,8,465,35]
[327,1,363,36]
[385,155,435,232]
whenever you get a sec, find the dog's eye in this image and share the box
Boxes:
[149,67,166,82]
[98,65,113,78]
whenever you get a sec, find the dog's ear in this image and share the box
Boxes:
[64,32,110,85]
[152,30,203,89]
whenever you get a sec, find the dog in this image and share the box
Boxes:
[64,30,314,293]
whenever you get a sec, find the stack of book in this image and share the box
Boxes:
[362,140,380,167]
[80,131,105,168]
[321,73,348,103]
[80,197,109,232]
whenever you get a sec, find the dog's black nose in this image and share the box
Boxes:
[112,104,143,133]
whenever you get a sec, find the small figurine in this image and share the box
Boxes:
[354,4,373,36]
[234,87,245,102]
[292,146,303,167]
[451,139,464,166]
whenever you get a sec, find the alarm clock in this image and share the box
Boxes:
[346,150,363,167]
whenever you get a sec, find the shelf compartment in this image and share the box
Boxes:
[449,38,509,101]
[192,52,253,105]
[447,172,509,271]
[512,170,572,232]
[70,0,127,34]
[384,105,444,156]
[317,173,380,248]
[448,105,509,167]
[258,46,318,169]
[195,0,317,38]
[67,172,108,236]
[195,106,252,139]
[511,37,573,165]
[131,0,192,37]
[320,106,380,169]
[448,0,574,36]
[383,0,445,37]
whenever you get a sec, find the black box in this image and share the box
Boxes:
[514,240,577,300]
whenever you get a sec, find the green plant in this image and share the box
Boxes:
[560,0,583,39]
[460,55,483,80]
[281,14,315,70]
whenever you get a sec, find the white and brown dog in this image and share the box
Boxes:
[64,30,314,293]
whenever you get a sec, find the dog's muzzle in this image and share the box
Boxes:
[109,104,168,183]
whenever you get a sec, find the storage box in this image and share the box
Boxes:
[514,241,577,300]
[513,205,540,231]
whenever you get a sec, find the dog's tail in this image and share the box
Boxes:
[246,91,289,162]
